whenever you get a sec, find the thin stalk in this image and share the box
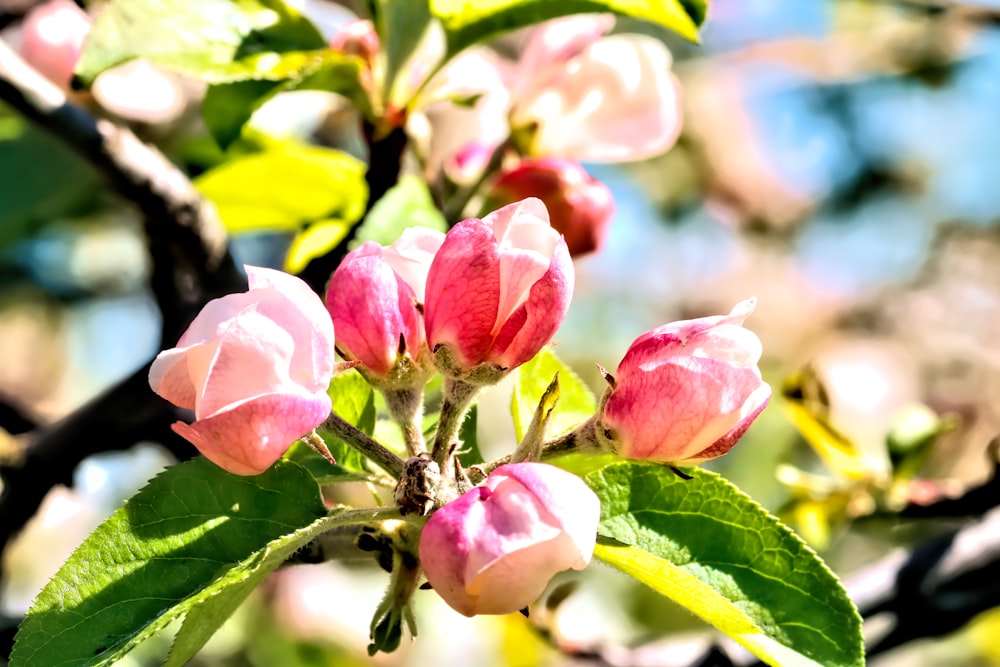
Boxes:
[323,412,406,479]
[430,378,480,468]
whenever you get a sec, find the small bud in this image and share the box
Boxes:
[488,158,615,257]
[149,267,336,475]
[424,198,574,381]
[419,462,599,616]
[597,299,771,466]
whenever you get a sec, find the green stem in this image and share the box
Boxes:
[470,415,601,483]
[323,411,406,479]
[430,378,480,468]
[382,386,427,456]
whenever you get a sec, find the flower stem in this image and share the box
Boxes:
[430,378,480,468]
[382,386,427,456]
[470,415,601,483]
[323,411,406,479]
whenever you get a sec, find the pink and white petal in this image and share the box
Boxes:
[682,384,772,465]
[148,346,199,410]
[489,239,573,369]
[606,358,763,462]
[463,476,562,581]
[246,266,335,386]
[494,463,598,565]
[175,291,257,347]
[194,310,297,418]
[465,530,579,615]
[382,227,446,302]
[171,390,332,476]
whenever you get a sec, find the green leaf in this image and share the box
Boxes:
[194,143,367,234]
[316,370,378,475]
[557,457,864,667]
[354,175,448,248]
[456,405,482,467]
[511,349,596,441]
[74,0,326,86]
[0,113,101,245]
[10,459,329,667]
[284,219,352,274]
[202,53,363,150]
[371,0,434,104]
[429,0,707,57]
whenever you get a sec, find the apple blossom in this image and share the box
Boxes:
[18,0,91,88]
[597,298,771,465]
[507,15,683,162]
[149,266,335,475]
[424,198,573,378]
[419,462,599,616]
[325,227,444,383]
[488,157,615,257]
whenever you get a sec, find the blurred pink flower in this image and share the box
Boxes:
[326,227,444,381]
[419,462,599,616]
[18,0,91,88]
[488,157,615,257]
[508,16,683,162]
[599,298,771,465]
[149,266,335,475]
[424,198,573,375]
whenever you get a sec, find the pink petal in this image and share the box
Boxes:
[489,238,573,369]
[148,346,198,410]
[171,390,332,476]
[380,227,445,303]
[327,244,421,376]
[191,310,297,419]
[424,219,501,366]
[605,357,766,463]
[246,266,336,391]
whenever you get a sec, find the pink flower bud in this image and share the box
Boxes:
[18,0,91,88]
[325,228,444,381]
[424,198,573,377]
[488,158,615,257]
[599,299,772,465]
[419,462,599,616]
[149,266,335,475]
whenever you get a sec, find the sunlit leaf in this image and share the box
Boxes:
[354,175,448,248]
[284,219,352,274]
[74,0,325,86]
[202,53,363,149]
[782,366,870,480]
[194,143,367,234]
[371,0,434,104]
[430,0,707,57]
[316,369,378,476]
[557,456,864,667]
[10,459,328,666]
[511,349,596,441]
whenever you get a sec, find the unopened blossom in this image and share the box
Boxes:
[508,15,683,162]
[419,462,599,616]
[149,266,335,475]
[18,0,91,88]
[326,227,444,383]
[597,299,771,465]
[488,157,615,257]
[424,198,573,378]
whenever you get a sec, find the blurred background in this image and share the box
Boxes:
[2,0,1000,665]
